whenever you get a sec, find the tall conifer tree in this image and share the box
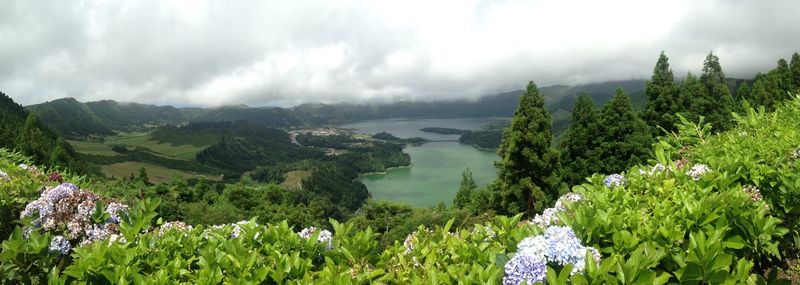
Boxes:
[592,88,652,174]
[560,94,599,186]
[696,52,734,131]
[643,52,679,136]
[495,81,561,216]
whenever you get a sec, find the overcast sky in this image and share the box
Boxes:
[1,0,799,107]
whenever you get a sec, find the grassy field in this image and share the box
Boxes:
[101,161,222,184]
[66,140,120,156]
[67,132,209,160]
[280,170,311,190]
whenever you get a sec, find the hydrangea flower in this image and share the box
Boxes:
[685,164,711,180]
[471,225,497,241]
[49,235,71,255]
[554,193,583,211]
[543,226,586,268]
[504,226,602,284]
[298,226,333,250]
[742,185,763,202]
[531,208,561,227]
[159,221,193,236]
[20,183,126,247]
[603,174,625,188]
[503,249,547,285]
[403,231,418,254]
[104,202,129,224]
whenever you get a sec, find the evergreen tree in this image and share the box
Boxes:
[592,88,653,174]
[696,52,735,131]
[791,53,800,88]
[735,83,751,102]
[138,167,150,185]
[453,168,477,208]
[643,52,679,135]
[559,94,599,186]
[678,73,705,121]
[495,81,561,216]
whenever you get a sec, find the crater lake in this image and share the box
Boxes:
[340,118,503,207]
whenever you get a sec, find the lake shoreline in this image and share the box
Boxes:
[357,163,413,178]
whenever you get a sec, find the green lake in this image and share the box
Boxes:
[340,118,503,207]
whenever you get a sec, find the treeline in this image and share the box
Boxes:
[0,93,88,174]
[453,51,800,217]
[419,127,468,135]
[459,130,503,149]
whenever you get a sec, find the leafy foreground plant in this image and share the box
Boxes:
[2,97,800,284]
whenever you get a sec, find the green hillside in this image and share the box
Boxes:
[2,93,800,283]
[0,93,86,173]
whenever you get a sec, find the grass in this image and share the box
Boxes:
[66,140,120,156]
[68,132,209,160]
[101,161,222,184]
[280,170,312,190]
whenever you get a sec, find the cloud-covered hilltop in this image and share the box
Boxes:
[2,0,799,106]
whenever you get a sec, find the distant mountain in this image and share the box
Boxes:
[0,92,85,172]
[26,79,654,136]
[26,98,116,138]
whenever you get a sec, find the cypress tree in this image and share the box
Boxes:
[696,52,735,131]
[592,88,653,174]
[453,168,477,208]
[495,81,561,216]
[643,52,679,136]
[560,94,599,186]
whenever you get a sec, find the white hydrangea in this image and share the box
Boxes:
[685,164,711,181]
[298,226,333,250]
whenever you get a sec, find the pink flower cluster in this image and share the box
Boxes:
[20,183,129,250]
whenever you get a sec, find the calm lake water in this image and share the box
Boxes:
[340,118,503,207]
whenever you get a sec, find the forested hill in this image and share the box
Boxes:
[0,93,86,173]
[25,80,654,137]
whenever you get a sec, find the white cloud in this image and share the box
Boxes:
[1,0,798,107]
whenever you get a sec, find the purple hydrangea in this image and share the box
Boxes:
[503,249,547,285]
[603,174,626,188]
[43,183,78,203]
[49,235,71,255]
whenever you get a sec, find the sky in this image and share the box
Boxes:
[1,0,799,107]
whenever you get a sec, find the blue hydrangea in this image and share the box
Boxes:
[49,235,71,255]
[505,226,602,283]
[543,226,585,267]
[503,249,547,285]
[603,174,625,188]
